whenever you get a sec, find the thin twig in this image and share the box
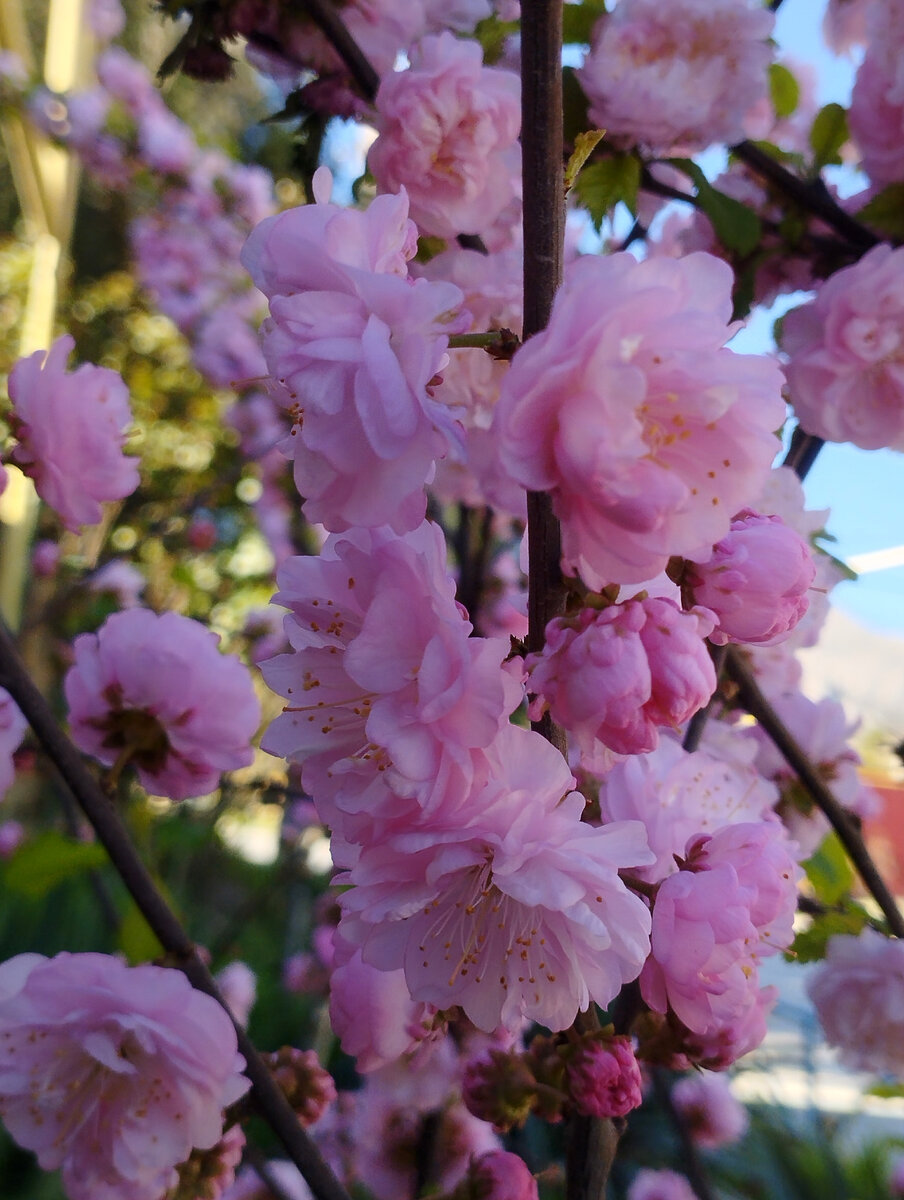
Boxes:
[730,140,880,252]
[298,0,379,101]
[681,645,728,754]
[725,647,904,939]
[0,617,353,1200]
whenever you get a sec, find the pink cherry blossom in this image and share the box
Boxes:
[369,33,521,239]
[566,1035,643,1119]
[640,865,761,1037]
[578,0,774,153]
[687,510,815,646]
[671,1071,749,1147]
[7,336,139,531]
[262,521,516,854]
[0,952,248,1200]
[329,943,437,1072]
[783,244,904,451]
[807,928,904,1076]
[628,1169,698,1200]
[601,736,778,883]
[339,723,653,1034]
[463,1150,539,1200]
[65,608,260,801]
[526,598,715,760]
[242,171,468,532]
[214,962,257,1028]
[494,252,786,587]
[684,822,802,961]
[0,689,26,801]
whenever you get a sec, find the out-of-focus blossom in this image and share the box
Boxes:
[808,928,904,1075]
[369,33,520,239]
[628,1168,698,1200]
[578,0,774,152]
[671,1071,749,1147]
[0,952,248,1200]
[783,244,904,450]
[8,336,139,531]
[65,609,260,801]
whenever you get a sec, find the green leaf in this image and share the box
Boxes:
[803,832,855,905]
[809,102,849,170]
[866,1081,904,1099]
[856,183,904,240]
[564,129,607,193]
[670,159,762,256]
[787,905,870,963]
[118,901,163,964]
[562,0,607,45]
[5,831,109,899]
[573,154,641,227]
[769,62,800,120]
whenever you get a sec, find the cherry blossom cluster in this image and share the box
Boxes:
[3,0,904,1195]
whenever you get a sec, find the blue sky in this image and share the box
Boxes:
[771,1,904,635]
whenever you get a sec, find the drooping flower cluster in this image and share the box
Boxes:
[0,690,27,800]
[7,336,140,531]
[65,608,260,800]
[0,953,249,1200]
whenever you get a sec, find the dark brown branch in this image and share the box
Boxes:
[298,0,379,101]
[730,140,880,252]
[784,427,825,482]
[0,617,352,1200]
[681,645,728,754]
[522,0,569,753]
[725,646,904,939]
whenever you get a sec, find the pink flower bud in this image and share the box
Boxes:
[264,1046,336,1126]
[687,510,815,645]
[457,1150,538,1200]
[565,1034,643,1119]
[462,1048,538,1132]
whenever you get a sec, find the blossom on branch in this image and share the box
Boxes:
[0,953,248,1200]
[494,252,786,588]
[578,0,774,152]
[65,609,260,800]
[242,170,468,532]
[369,33,521,240]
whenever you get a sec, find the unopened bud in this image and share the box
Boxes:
[462,1048,537,1132]
[167,1126,245,1200]
[565,1033,643,1119]
[265,1046,336,1126]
